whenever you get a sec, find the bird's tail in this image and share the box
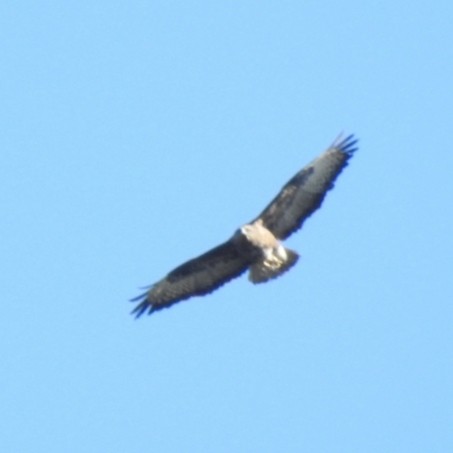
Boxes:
[248,248,299,284]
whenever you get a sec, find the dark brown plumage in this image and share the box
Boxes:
[132,134,358,317]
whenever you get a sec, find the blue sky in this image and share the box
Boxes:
[1,1,452,452]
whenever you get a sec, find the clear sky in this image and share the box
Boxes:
[1,1,452,452]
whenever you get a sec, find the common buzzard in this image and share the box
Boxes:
[132,134,358,316]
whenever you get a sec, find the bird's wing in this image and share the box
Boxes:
[254,134,358,240]
[131,239,249,317]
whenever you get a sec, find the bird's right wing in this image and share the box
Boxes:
[131,239,249,317]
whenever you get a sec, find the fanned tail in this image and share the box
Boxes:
[249,248,299,284]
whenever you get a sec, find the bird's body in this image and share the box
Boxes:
[241,219,299,284]
[131,134,358,317]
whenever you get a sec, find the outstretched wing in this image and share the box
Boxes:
[254,134,358,240]
[131,240,249,317]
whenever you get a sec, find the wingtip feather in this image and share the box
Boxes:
[332,133,359,156]
[130,290,155,318]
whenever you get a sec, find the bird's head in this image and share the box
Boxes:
[240,224,254,239]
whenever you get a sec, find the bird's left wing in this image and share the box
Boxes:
[254,134,358,240]
[131,239,250,317]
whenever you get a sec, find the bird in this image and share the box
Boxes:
[131,134,358,317]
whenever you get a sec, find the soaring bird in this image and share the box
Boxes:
[132,134,358,317]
